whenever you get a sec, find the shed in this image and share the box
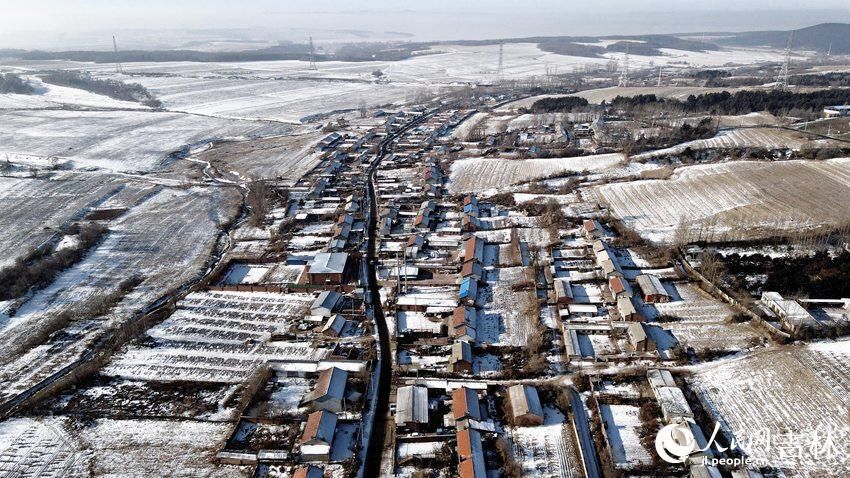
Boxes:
[395,385,430,430]
[583,219,604,239]
[456,428,486,478]
[626,322,655,352]
[293,465,324,478]
[462,237,484,264]
[459,278,478,305]
[461,261,483,280]
[617,296,643,322]
[656,386,694,423]
[306,252,349,285]
[450,341,473,373]
[451,306,477,342]
[554,279,574,305]
[308,367,348,412]
[609,276,633,299]
[647,369,677,394]
[452,386,482,423]
[321,314,346,337]
[301,410,337,446]
[311,291,342,317]
[507,384,544,426]
[636,274,671,303]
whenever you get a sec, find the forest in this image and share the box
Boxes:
[610,89,850,116]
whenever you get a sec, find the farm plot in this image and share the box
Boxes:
[124,75,414,123]
[0,417,87,478]
[0,109,292,172]
[0,173,123,267]
[598,159,850,243]
[633,127,830,161]
[596,404,653,469]
[653,283,760,352]
[510,406,584,478]
[450,111,488,141]
[476,267,537,346]
[78,418,248,478]
[104,291,324,383]
[692,344,850,477]
[449,153,623,194]
[194,130,326,182]
[0,186,240,401]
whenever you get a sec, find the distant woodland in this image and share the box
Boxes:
[39,71,162,107]
[0,73,35,94]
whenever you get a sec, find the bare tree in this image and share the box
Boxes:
[246,180,268,227]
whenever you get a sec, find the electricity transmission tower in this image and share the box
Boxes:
[112,35,123,74]
[776,32,793,90]
[308,36,318,71]
[617,44,630,87]
[497,41,504,83]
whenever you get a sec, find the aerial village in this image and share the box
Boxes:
[2,62,850,478]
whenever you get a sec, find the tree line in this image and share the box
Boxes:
[0,72,35,94]
[39,70,162,107]
[610,89,850,116]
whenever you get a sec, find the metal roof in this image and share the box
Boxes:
[309,252,349,275]
[395,385,429,425]
[507,385,543,420]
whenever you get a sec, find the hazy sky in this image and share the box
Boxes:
[0,0,848,49]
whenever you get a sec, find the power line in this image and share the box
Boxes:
[776,32,793,91]
[112,35,123,74]
[497,41,504,83]
[618,44,630,87]
[308,36,318,71]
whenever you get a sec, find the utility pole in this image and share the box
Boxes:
[618,44,630,87]
[776,32,793,91]
[657,66,663,87]
[308,36,318,71]
[112,35,123,74]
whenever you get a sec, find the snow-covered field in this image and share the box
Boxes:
[476,267,537,346]
[0,416,248,478]
[598,158,850,243]
[0,186,240,401]
[104,290,326,383]
[194,129,325,181]
[449,153,623,194]
[633,128,831,161]
[0,109,292,172]
[653,283,759,352]
[0,173,124,267]
[692,342,850,477]
[510,407,584,478]
[597,404,653,469]
[0,76,150,110]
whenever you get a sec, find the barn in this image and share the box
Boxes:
[507,384,544,426]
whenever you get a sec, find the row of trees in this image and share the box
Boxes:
[610,89,850,116]
[39,70,162,107]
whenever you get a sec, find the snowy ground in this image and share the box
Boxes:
[104,290,325,383]
[0,109,293,173]
[692,341,850,477]
[0,185,241,401]
[598,158,850,243]
[449,153,624,194]
[509,406,584,478]
[597,403,653,469]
